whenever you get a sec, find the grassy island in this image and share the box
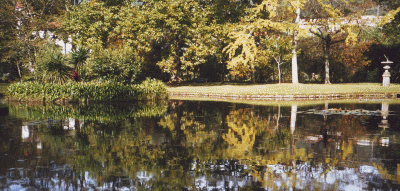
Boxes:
[5,78,167,103]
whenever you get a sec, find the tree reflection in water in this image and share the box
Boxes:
[1,100,400,190]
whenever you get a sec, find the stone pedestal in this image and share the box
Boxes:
[382,71,391,87]
[381,61,393,87]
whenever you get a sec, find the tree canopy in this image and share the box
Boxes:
[1,0,400,84]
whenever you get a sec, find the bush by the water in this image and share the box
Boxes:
[6,78,167,102]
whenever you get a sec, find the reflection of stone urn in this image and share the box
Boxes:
[381,58,393,87]
[379,102,389,129]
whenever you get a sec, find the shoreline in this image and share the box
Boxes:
[167,83,400,102]
[168,92,400,101]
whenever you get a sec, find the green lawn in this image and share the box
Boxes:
[167,83,400,95]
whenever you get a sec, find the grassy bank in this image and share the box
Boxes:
[167,83,400,95]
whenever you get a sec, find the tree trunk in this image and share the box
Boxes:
[278,63,281,84]
[291,48,299,84]
[174,37,182,81]
[222,63,225,82]
[251,65,255,83]
[16,61,22,81]
[324,44,331,84]
[291,5,300,84]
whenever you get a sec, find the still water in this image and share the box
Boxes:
[1,99,400,190]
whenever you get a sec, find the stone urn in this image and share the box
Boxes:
[381,59,393,87]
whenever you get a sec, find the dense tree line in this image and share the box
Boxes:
[1,0,400,84]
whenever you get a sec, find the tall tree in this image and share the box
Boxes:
[0,0,18,76]
[259,34,293,84]
[291,1,302,84]
[223,0,304,83]
[62,1,124,49]
[1,0,69,80]
[137,0,212,81]
[304,0,375,84]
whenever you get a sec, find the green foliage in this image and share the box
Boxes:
[36,43,72,84]
[258,34,294,83]
[1,0,69,80]
[85,46,142,84]
[62,1,122,49]
[58,0,400,84]
[304,0,368,84]
[5,78,167,102]
[222,0,301,81]
[138,0,213,79]
[362,43,400,83]
[0,1,17,62]
[134,78,168,100]
[380,7,400,45]
[70,47,89,70]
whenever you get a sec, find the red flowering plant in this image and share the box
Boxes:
[71,70,80,82]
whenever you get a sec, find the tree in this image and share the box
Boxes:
[0,0,18,78]
[197,0,258,82]
[84,45,142,83]
[0,0,69,80]
[304,0,376,84]
[378,1,400,45]
[259,34,293,84]
[0,0,17,55]
[223,0,304,83]
[62,1,145,83]
[291,1,302,84]
[136,0,212,81]
[62,1,123,49]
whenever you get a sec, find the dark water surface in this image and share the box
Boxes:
[1,99,400,190]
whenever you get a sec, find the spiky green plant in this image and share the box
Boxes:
[71,47,89,70]
[36,43,72,84]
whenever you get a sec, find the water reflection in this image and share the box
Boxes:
[1,100,400,190]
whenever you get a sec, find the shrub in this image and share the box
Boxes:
[133,78,168,100]
[84,46,142,84]
[36,43,72,84]
[6,79,167,102]
[71,47,89,70]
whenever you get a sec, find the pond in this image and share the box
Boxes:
[1,99,400,190]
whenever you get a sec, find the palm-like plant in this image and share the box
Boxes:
[71,47,89,70]
[36,43,72,84]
